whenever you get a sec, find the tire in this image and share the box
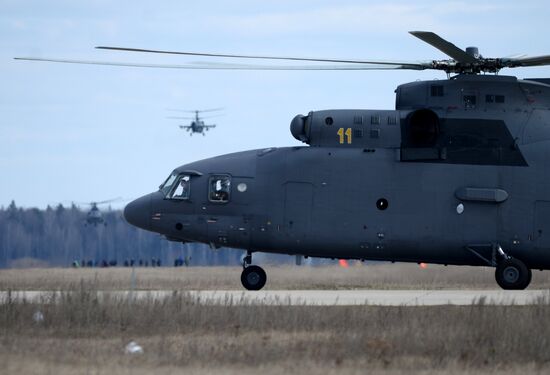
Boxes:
[241,265,267,291]
[495,258,531,290]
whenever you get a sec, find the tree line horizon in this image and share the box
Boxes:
[0,200,248,268]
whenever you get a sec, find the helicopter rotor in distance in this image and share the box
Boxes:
[166,108,224,136]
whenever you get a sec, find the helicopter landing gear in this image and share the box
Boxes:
[494,248,531,290]
[241,251,267,291]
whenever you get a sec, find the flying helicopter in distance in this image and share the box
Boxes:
[81,198,122,226]
[16,31,550,290]
[166,108,223,136]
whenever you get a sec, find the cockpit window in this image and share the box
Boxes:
[168,175,191,200]
[209,175,231,203]
[160,173,178,196]
[160,173,193,200]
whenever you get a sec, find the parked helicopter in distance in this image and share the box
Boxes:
[166,108,222,136]
[16,31,550,290]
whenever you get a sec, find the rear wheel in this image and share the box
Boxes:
[241,265,267,291]
[495,258,531,290]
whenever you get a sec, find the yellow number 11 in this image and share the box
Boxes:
[337,127,352,144]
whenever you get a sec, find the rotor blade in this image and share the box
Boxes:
[95,197,122,205]
[96,45,430,67]
[166,116,194,120]
[166,108,195,113]
[502,53,528,59]
[167,108,224,115]
[197,107,225,113]
[502,54,550,68]
[167,109,201,114]
[15,57,426,70]
[183,60,428,70]
[409,31,478,64]
[200,114,224,119]
[188,60,424,70]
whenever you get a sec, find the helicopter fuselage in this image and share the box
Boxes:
[16,29,550,289]
[125,74,550,286]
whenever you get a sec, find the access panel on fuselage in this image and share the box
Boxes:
[283,182,313,245]
[534,201,550,250]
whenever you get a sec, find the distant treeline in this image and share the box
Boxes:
[0,201,249,268]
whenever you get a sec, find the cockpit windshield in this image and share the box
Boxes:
[160,173,178,196]
[168,175,191,200]
[161,173,193,200]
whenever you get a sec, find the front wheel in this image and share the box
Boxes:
[495,258,531,290]
[241,265,267,291]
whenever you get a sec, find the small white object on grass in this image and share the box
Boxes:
[125,341,144,354]
[32,310,44,323]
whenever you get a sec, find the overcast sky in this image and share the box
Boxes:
[1,0,549,209]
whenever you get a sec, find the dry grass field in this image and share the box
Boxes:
[2,265,550,374]
[2,263,550,291]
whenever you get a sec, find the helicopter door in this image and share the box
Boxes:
[227,177,253,248]
[283,182,313,245]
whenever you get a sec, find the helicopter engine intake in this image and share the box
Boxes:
[405,109,440,147]
[290,114,310,143]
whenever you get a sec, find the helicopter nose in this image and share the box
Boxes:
[124,194,152,231]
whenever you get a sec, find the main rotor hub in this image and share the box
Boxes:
[466,47,480,59]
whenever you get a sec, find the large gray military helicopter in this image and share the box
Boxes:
[16,32,550,290]
[167,108,222,136]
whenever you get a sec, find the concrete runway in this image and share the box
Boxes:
[1,289,549,306]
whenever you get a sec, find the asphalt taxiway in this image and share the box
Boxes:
[1,289,548,306]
